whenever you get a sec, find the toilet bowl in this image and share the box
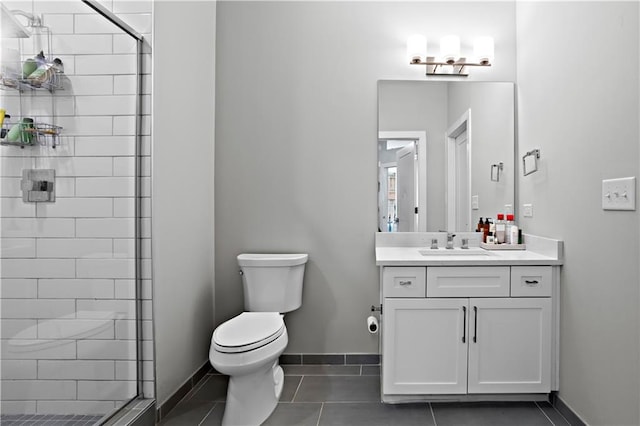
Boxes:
[209,313,288,426]
[209,253,308,426]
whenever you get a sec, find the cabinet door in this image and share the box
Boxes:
[382,298,468,394]
[467,298,551,394]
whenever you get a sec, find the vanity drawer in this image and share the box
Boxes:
[511,266,552,297]
[426,266,510,297]
[383,267,426,298]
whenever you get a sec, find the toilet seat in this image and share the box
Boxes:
[213,312,285,354]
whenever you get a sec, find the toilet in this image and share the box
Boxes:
[209,253,308,426]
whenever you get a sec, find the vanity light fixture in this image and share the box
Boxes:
[407,34,494,76]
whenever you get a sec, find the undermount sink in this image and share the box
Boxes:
[418,248,492,256]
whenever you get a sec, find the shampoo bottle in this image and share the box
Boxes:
[507,214,518,245]
[505,214,514,244]
[495,214,505,244]
[27,58,63,88]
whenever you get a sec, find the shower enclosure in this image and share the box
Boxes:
[0,0,152,424]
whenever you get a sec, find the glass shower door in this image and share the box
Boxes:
[0,0,145,423]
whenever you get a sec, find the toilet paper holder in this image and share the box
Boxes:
[367,315,379,334]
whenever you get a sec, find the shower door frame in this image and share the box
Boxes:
[79,0,149,421]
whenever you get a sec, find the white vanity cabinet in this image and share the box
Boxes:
[381,265,556,399]
[383,297,468,394]
[467,297,551,394]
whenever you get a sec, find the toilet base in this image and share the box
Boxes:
[222,362,284,426]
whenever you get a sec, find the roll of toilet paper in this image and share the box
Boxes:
[367,316,379,334]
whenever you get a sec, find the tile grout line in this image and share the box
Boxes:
[285,373,364,377]
[551,402,574,426]
[429,402,437,426]
[161,373,211,419]
[197,402,218,426]
[315,402,324,426]
[190,374,212,396]
[538,400,573,426]
[290,375,304,402]
[535,401,556,426]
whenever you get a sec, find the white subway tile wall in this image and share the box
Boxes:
[0,0,153,416]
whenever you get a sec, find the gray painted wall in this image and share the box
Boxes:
[516,2,639,425]
[215,1,516,353]
[152,1,216,405]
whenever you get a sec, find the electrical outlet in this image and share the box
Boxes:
[602,177,636,211]
[523,203,533,217]
[504,204,513,214]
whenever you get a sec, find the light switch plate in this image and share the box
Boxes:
[523,203,533,217]
[602,177,636,210]
[504,204,513,214]
[472,195,479,210]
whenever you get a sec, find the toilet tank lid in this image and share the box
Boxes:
[237,253,308,267]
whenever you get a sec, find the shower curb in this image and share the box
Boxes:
[103,398,156,426]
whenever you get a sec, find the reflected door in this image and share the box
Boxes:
[455,130,470,231]
[447,110,471,232]
[378,164,397,232]
[396,142,417,232]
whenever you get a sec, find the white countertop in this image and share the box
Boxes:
[375,233,563,266]
[376,246,562,266]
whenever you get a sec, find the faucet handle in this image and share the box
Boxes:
[461,238,469,249]
[430,238,438,249]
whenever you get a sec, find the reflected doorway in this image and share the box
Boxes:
[378,131,427,232]
[379,164,397,231]
[446,110,472,232]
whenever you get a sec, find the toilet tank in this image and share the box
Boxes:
[237,253,308,313]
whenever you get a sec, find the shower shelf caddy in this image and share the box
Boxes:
[0,4,63,149]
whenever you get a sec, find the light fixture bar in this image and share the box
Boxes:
[410,59,491,77]
[407,35,494,77]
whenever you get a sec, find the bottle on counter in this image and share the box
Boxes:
[507,214,518,245]
[505,214,514,244]
[495,213,506,244]
[477,217,484,233]
[483,217,491,242]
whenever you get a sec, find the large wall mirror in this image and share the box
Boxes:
[378,80,515,233]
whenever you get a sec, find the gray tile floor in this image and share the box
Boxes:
[0,414,103,425]
[159,365,572,426]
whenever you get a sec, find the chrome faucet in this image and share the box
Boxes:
[446,233,456,249]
